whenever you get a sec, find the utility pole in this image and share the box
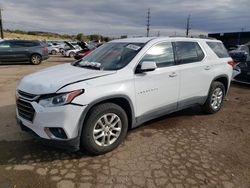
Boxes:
[186,14,191,37]
[0,8,3,39]
[237,27,245,45]
[157,31,160,37]
[146,8,150,37]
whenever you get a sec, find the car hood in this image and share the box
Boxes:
[17,63,116,95]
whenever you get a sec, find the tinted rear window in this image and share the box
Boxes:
[174,41,205,64]
[206,42,229,58]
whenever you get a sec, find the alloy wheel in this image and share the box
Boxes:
[31,55,41,64]
[210,87,223,110]
[93,113,122,147]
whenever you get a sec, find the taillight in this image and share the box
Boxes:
[43,47,48,52]
[228,60,236,68]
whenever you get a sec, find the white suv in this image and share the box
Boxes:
[16,37,233,155]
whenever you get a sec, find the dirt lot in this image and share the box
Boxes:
[0,56,249,188]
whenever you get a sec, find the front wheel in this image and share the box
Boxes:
[51,50,57,55]
[81,103,128,155]
[202,81,225,114]
[69,52,75,58]
[30,54,42,65]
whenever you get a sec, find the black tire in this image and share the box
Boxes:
[81,103,128,155]
[30,54,42,65]
[202,81,225,114]
[51,50,57,55]
[69,52,75,58]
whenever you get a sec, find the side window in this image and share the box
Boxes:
[25,41,39,47]
[11,41,39,48]
[10,41,24,48]
[140,42,175,68]
[175,41,205,64]
[0,41,11,48]
[206,42,229,58]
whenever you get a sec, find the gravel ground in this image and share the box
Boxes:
[0,55,249,188]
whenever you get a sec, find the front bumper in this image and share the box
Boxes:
[17,119,80,151]
[16,100,86,151]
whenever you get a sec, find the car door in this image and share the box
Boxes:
[173,41,214,108]
[0,41,14,63]
[10,41,30,62]
[134,42,180,122]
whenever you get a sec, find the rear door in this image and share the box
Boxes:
[134,42,180,120]
[173,41,214,108]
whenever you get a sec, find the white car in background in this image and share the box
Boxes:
[64,46,82,58]
[16,37,233,155]
[47,43,60,55]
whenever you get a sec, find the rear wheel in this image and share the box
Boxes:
[30,54,42,65]
[81,103,128,155]
[202,81,225,114]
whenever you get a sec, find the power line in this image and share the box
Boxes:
[146,8,150,37]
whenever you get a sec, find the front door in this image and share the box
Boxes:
[0,41,15,63]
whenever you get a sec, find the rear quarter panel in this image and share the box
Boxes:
[203,41,233,91]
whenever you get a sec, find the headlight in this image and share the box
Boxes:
[39,89,83,107]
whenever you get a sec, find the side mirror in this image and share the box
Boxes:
[139,61,157,72]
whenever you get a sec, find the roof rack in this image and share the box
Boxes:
[169,36,217,40]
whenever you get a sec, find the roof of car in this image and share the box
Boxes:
[110,37,220,43]
[2,39,39,42]
[111,37,156,43]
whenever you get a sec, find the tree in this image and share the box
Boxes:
[76,33,87,41]
[89,34,100,42]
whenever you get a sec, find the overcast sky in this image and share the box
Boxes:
[0,0,249,37]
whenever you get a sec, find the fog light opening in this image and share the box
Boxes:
[45,127,68,139]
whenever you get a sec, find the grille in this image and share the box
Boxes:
[18,90,38,100]
[17,99,35,122]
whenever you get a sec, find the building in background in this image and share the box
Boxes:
[208,31,250,49]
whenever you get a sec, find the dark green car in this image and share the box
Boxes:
[0,40,49,65]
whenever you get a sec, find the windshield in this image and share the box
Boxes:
[73,42,145,70]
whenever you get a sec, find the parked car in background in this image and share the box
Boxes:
[229,50,248,62]
[47,40,66,53]
[16,37,233,155]
[47,43,60,55]
[0,40,49,65]
[74,44,102,60]
[229,44,250,62]
[232,61,250,84]
[64,45,82,58]
[61,41,81,56]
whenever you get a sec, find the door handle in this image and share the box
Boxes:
[169,72,177,77]
[204,66,211,70]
